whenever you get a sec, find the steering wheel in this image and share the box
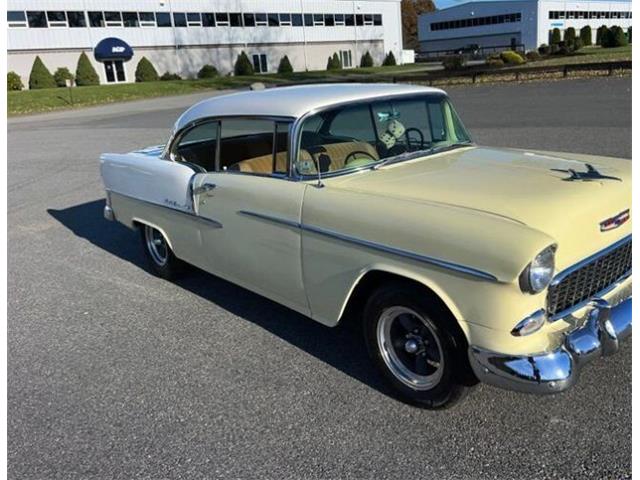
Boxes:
[345,150,378,167]
[404,128,425,151]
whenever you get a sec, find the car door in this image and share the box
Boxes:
[191,118,310,316]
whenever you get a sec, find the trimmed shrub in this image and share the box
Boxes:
[602,25,628,48]
[75,52,100,86]
[573,38,584,51]
[29,56,56,90]
[234,51,254,76]
[564,27,576,45]
[549,43,561,55]
[500,50,525,65]
[443,54,465,71]
[197,64,219,78]
[160,72,182,81]
[580,25,592,46]
[360,51,374,68]
[525,50,541,61]
[326,53,341,70]
[486,57,504,68]
[7,71,23,91]
[382,51,397,66]
[135,57,159,82]
[596,25,609,46]
[551,28,562,45]
[628,26,632,43]
[277,55,294,74]
[538,44,550,55]
[54,67,74,87]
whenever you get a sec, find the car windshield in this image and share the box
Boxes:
[295,94,472,177]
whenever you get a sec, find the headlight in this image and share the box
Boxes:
[520,245,556,294]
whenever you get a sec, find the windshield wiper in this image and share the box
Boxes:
[372,141,473,170]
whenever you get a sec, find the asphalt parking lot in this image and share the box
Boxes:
[8,77,631,479]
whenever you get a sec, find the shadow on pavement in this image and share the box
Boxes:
[48,199,391,399]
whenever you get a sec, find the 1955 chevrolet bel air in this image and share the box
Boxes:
[100,84,631,408]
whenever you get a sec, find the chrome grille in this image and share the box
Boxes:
[547,237,632,319]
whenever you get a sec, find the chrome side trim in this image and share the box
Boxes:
[237,210,498,281]
[302,224,499,281]
[111,190,223,228]
[237,210,301,229]
[550,234,632,286]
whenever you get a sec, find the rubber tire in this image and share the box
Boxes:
[139,225,185,281]
[363,282,474,409]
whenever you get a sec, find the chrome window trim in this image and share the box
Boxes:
[238,210,498,282]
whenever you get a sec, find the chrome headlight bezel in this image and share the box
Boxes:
[519,245,557,294]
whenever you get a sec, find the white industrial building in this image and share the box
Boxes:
[418,0,631,54]
[8,0,404,86]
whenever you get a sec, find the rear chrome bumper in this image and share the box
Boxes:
[104,205,115,221]
[469,296,632,394]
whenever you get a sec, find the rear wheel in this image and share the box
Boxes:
[363,283,474,409]
[140,225,184,280]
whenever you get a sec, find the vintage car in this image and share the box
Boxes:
[100,84,631,408]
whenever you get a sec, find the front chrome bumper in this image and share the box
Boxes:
[469,296,632,394]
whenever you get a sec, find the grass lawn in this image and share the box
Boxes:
[8,63,426,116]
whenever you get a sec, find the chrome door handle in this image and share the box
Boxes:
[194,182,216,195]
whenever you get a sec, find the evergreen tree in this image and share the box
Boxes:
[75,52,100,86]
[28,56,56,89]
[234,51,255,76]
[277,55,294,74]
[135,57,159,82]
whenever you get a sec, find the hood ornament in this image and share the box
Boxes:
[551,163,621,182]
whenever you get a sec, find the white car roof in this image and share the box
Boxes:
[174,83,447,130]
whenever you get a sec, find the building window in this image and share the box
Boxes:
[279,13,292,26]
[122,12,139,27]
[243,13,255,26]
[229,13,242,27]
[268,13,280,26]
[46,11,67,27]
[292,14,303,26]
[139,12,155,27]
[374,14,382,26]
[27,11,47,28]
[173,13,187,27]
[340,50,353,68]
[304,14,313,26]
[431,11,521,31]
[8,11,28,27]
[104,12,123,27]
[252,54,268,73]
[188,13,202,26]
[88,11,104,27]
[66,11,86,27]
[345,14,355,26]
[324,14,335,26]
[156,12,171,27]
[215,13,229,26]
[313,14,324,26]
[356,14,364,26]
[364,14,374,25]
[256,13,268,26]
[334,14,345,26]
[202,13,215,27]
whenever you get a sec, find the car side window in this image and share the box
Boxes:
[219,119,290,176]
[172,121,218,172]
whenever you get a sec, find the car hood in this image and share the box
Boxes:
[325,146,632,271]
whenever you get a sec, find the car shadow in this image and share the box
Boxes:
[47,199,391,398]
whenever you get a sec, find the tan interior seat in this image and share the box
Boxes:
[232,141,378,175]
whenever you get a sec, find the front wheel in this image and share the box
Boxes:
[140,224,184,280]
[363,283,474,409]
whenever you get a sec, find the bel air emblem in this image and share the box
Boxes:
[600,209,630,232]
[551,163,621,182]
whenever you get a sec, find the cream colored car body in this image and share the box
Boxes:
[100,84,631,393]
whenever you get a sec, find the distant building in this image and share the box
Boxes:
[8,0,404,87]
[418,0,631,54]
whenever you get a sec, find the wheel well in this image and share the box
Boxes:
[341,270,477,386]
